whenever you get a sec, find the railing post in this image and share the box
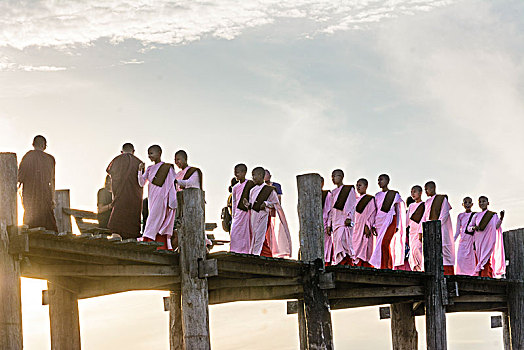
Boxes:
[54,189,72,234]
[504,229,524,350]
[169,291,184,350]
[296,173,333,350]
[422,220,447,350]
[390,302,418,350]
[0,152,23,349]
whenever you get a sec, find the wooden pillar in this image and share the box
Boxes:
[178,188,210,349]
[48,281,81,350]
[502,311,511,350]
[54,189,72,234]
[422,220,447,350]
[296,173,333,350]
[297,300,307,350]
[169,291,184,350]
[390,302,417,350]
[504,229,524,350]
[0,153,23,349]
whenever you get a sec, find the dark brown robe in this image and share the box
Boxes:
[18,150,58,231]
[97,187,113,229]
[106,153,143,239]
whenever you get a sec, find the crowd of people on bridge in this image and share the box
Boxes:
[17,136,506,279]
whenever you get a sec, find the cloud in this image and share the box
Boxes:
[0,0,456,50]
[0,56,67,71]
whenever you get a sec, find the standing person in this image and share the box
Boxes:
[327,169,357,265]
[174,150,202,191]
[97,175,113,229]
[264,169,282,203]
[106,143,143,239]
[369,174,406,270]
[407,186,425,272]
[18,135,58,232]
[468,196,506,278]
[421,181,455,275]
[243,167,291,258]
[454,197,477,276]
[321,177,334,265]
[352,178,376,267]
[138,145,177,250]
[230,164,255,254]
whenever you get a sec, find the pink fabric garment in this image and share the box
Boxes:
[352,194,376,265]
[422,195,455,267]
[138,162,177,249]
[248,185,292,257]
[230,181,251,254]
[369,191,406,269]
[328,186,357,265]
[468,210,506,277]
[407,202,424,272]
[323,191,334,264]
[454,212,476,276]
[175,166,200,191]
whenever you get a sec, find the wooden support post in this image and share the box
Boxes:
[502,312,511,350]
[296,173,333,350]
[178,188,210,349]
[48,281,81,350]
[54,189,72,234]
[422,220,447,350]
[390,303,417,350]
[0,153,23,349]
[504,229,524,350]
[169,291,184,350]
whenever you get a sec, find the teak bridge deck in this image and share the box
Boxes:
[0,152,523,350]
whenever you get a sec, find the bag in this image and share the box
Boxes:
[221,206,232,233]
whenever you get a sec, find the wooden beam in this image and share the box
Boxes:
[390,302,418,350]
[445,302,507,313]
[422,220,448,350]
[329,297,421,310]
[0,152,23,350]
[453,281,507,294]
[208,276,301,290]
[451,294,506,303]
[328,286,424,299]
[333,270,426,286]
[217,259,300,277]
[21,248,120,265]
[209,285,303,304]
[78,276,178,299]
[178,188,210,349]
[48,280,81,350]
[22,264,179,277]
[54,190,72,234]
[169,291,183,350]
[504,228,524,350]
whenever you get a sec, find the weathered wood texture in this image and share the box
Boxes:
[169,291,184,350]
[297,174,333,350]
[422,220,447,350]
[48,281,81,350]
[390,302,418,350]
[504,229,524,350]
[503,311,511,350]
[179,188,211,350]
[0,153,23,350]
[54,190,72,233]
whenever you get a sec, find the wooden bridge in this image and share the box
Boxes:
[0,152,522,350]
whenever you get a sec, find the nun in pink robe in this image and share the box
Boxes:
[323,191,334,264]
[175,166,201,191]
[248,184,292,258]
[468,210,506,277]
[230,181,252,254]
[352,195,376,266]
[407,202,424,272]
[369,191,406,269]
[454,212,477,276]
[328,186,357,265]
[138,162,177,249]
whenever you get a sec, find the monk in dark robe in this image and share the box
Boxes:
[97,175,113,229]
[18,135,58,232]
[106,143,143,239]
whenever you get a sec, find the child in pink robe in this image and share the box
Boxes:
[174,150,202,191]
[468,196,506,278]
[352,178,376,267]
[138,145,177,250]
[407,186,424,272]
[454,197,477,276]
[230,164,253,254]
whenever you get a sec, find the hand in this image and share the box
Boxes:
[471,226,479,232]
[326,226,332,236]
[371,227,377,235]
[500,210,505,220]
[344,218,352,227]
[260,202,266,210]
[363,225,372,238]
[242,198,250,209]
[138,163,145,171]
[418,233,422,242]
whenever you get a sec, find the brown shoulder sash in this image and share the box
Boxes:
[322,190,330,209]
[355,194,373,214]
[380,190,398,213]
[333,185,354,211]
[478,210,496,231]
[429,194,447,220]
[237,180,256,212]
[464,212,477,235]
[183,167,203,189]
[410,202,425,224]
[252,185,275,212]
[152,163,173,187]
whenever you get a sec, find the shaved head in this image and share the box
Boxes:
[252,167,265,177]
[32,135,47,150]
[122,143,135,153]
[148,145,162,154]
[175,150,188,160]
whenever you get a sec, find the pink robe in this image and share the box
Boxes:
[422,195,455,267]
[323,192,334,264]
[248,185,292,258]
[138,162,177,249]
[352,195,376,265]
[468,210,506,277]
[230,181,251,254]
[454,212,476,276]
[407,202,424,271]
[175,166,200,191]
[328,186,357,265]
[369,191,406,268]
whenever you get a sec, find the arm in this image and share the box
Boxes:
[496,211,504,229]
[138,164,148,187]
[467,213,478,232]
[263,190,279,209]
[439,197,451,222]
[177,171,200,189]
[231,188,237,217]
[454,215,461,241]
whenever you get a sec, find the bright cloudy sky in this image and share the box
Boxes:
[1,0,523,349]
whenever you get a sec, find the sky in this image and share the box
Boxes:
[1,0,523,348]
